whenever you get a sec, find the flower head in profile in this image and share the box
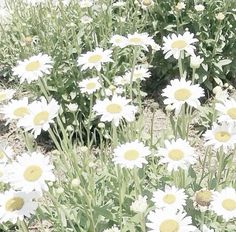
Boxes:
[93,95,137,126]
[190,55,204,69]
[77,47,113,71]
[147,208,196,232]
[211,187,236,221]
[0,190,38,224]
[216,98,236,123]
[18,97,60,138]
[157,138,197,172]
[162,31,198,59]
[79,0,93,8]
[193,188,214,212]
[162,78,204,114]
[0,89,15,104]
[127,32,155,51]
[113,140,150,168]
[1,97,29,124]
[203,122,236,152]
[130,195,148,213]
[152,185,187,211]
[78,77,101,94]
[12,53,53,84]
[140,0,154,10]
[123,65,151,83]
[110,35,128,48]
[8,152,55,193]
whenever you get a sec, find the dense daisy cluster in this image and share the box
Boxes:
[0,0,235,231]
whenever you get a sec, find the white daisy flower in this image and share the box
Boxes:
[176,2,186,10]
[8,152,55,193]
[127,32,154,51]
[162,78,204,114]
[0,89,15,103]
[18,97,60,138]
[79,0,93,8]
[80,15,93,24]
[12,53,53,84]
[190,55,204,69]
[152,185,187,211]
[211,187,236,221]
[105,86,123,96]
[147,208,196,232]
[114,76,129,86]
[162,31,198,59]
[195,4,205,12]
[130,195,148,213]
[140,0,154,10]
[78,77,101,94]
[215,98,236,123]
[215,12,225,21]
[110,35,128,48]
[123,65,151,83]
[0,190,38,224]
[77,47,113,71]
[1,97,29,124]
[193,188,213,212]
[157,138,197,172]
[0,144,14,164]
[112,140,150,168]
[203,122,236,152]
[93,95,137,126]
[103,225,120,232]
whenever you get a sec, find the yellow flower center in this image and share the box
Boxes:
[86,82,96,90]
[124,149,139,161]
[195,190,212,206]
[143,0,152,6]
[174,88,191,101]
[0,150,5,160]
[0,170,3,177]
[33,111,49,125]
[214,131,230,142]
[115,38,122,43]
[26,61,41,71]
[24,165,42,181]
[227,108,236,119]
[129,37,142,44]
[163,194,176,204]
[171,39,187,49]
[5,197,24,212]
[106,103,122,114]
[160,219,179,232]
[88,54,102,63]
[133,72,142,80]
[13,107,28,117]
[168,149,184,161]
[222,199,236,211]
[0,93,6,101]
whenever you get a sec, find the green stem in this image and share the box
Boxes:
[18,220,29,232]
[178,52,184,78]
[216,147,224,189]
[140,213,146,232]
[129,48,139,100]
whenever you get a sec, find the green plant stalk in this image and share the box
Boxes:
[191,68,196,84]
[216,147,224,189]
[140,213,146,232]
[112,122,118,148]
[87,96,93,147]
[129,48,139,100]
[178,52,184,78]
[133,168,141,196]
[18,220,29,232]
